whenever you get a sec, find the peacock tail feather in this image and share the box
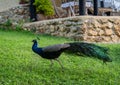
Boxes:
[66,42,112,63]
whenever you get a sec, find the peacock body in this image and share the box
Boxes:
[32,40,112,68]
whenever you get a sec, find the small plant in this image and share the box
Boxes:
[15,20,24,31]
[0,19,24,31]
[0,19,12,30]
[34,0,55,16]
[15,24,22,31]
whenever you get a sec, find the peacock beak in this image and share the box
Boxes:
[32,39,37,43]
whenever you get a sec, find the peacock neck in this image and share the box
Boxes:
[33,42,38,48]
[32,41,43,55]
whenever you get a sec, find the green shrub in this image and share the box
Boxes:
[0,19,24,31]
[34,0,55,16]
[0,19,12,30]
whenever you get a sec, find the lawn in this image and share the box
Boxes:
[0,30,120,85]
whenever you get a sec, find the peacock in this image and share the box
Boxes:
[32,39,112,68]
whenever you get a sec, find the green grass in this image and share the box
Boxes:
[0,30,120,85]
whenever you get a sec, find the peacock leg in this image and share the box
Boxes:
[103,60,107,65]
[55,59,64,69]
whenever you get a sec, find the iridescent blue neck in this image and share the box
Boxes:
[32,41,43,55]
[33,42,38,48]
[32,41,38,50]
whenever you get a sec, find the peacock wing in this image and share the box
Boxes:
[42,44,70,52]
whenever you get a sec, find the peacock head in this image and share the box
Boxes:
[32,39,37,43]
[32,37,40,43]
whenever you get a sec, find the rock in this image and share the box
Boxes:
[70,27,78,32]
[18,9,25,14]
[108,19,115,23]
[111,35,119,42]
[51,32,59,36]
[98,19,108,24]
[59,26,65,32]
[37,14,47,21]
[73,34,84,41]
[49,25,55,32]
[82,23,88,29]
[56,7,67,17]
[77,27,85,34]
[103,36,111,42]
[72,18,79,22]
[64,21,72,26]
[54,26,59,31]
[88,30,98,36]
[108,19,119,24]
[107,22,113,29]
[59,32,65,36]
[92,20,101,28]
[114,25,120,37]
[104,29,113,36]
[86,36,96,42]
[77,21,84,25]
[98,29,105,36]
[115,30,120,37]
[45,29,50,34]
[113,19,120,24]
[94,36,103,42]
[101,24,109,29]
[37,29,45,33]
[66,33,76,38]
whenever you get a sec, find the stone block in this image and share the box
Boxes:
[103,36,111,42]
[94,36,103,42]
[70,27,78,33]
[111,35,119,42]
[104,29,113,36]
[107,22,113,29]
[59,26,66,32]
[92,20,101,28]
[98,29,105,36]
[88,30,98,36]
[97,19,108,24]
[49,25,55,32]
[114,25,120,37]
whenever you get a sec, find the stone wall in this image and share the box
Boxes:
[0,4,29,24]
[23,16,120,43]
